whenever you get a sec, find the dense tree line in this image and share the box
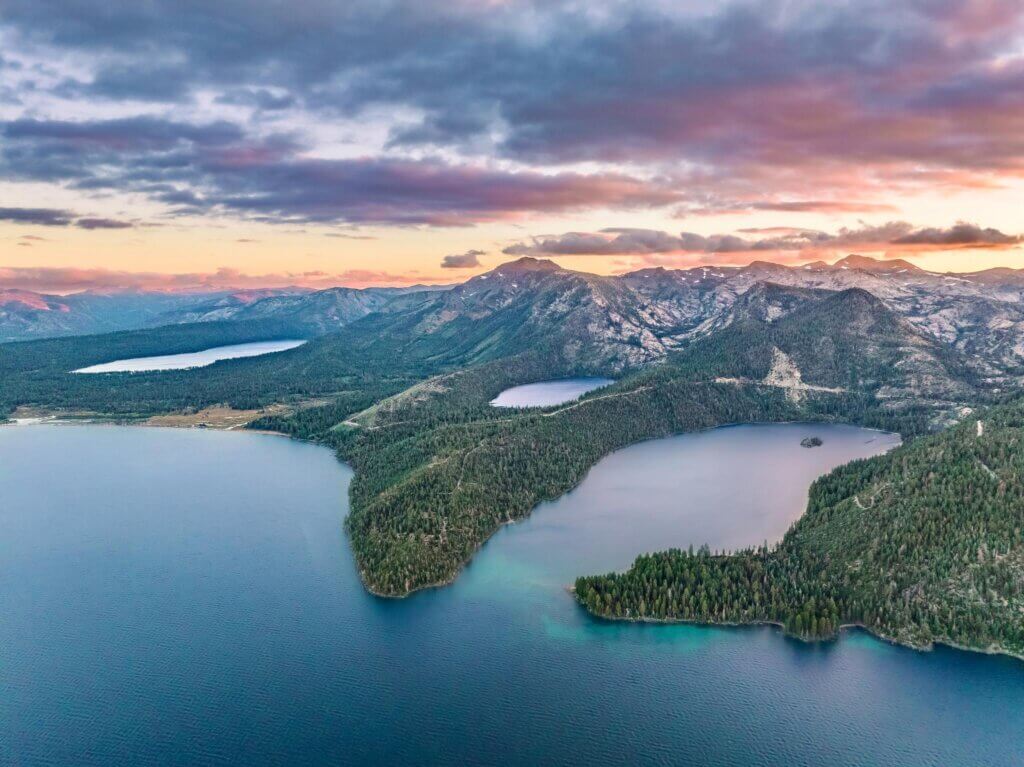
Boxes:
[0,319,441,417]
[323,347,951,597]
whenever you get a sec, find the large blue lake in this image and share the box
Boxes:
[2,423,1022,766]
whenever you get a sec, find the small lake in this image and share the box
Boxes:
[73,339,306,373]
[2,423,1022,766]
[490,376,614,408]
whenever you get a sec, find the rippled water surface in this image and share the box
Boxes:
[2,423,1022,766]
[490,377,614,407]
[73,339,306,373]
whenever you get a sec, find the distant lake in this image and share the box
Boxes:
[73,339,306,373]
[491,377,614,407]
[3,422,1022,766]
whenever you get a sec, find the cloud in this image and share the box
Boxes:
[75,217,133,230]
[1,0,1022,214]
[0,207,74,226]
[747,201,899,214]
[892,222,1021,247]
[324,232,377,240]
[0,265,453,293]
[216,88,298,111]
[440,249,484,268]
[503,228,774,256]
[0,117,684,225]
[685,200,901,216]
[504,221,1022,256]
[505,229,687,256]
[0,206,134,229]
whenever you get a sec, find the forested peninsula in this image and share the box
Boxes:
[575,400,1024,658]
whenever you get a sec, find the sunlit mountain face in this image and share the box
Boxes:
[1,0,1023,289]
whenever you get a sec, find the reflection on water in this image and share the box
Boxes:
[73,339,306,373]
[490,377,614,408]
[2,423,1021,767]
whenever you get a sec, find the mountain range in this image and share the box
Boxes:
[0,287,309,342]
[5,256,1024,385]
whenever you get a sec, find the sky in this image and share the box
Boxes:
[1,0,1023,292]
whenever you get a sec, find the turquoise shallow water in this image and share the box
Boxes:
[1,423,1022,766]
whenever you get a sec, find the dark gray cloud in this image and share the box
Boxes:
[75,217,133,230]
[893,222,1021,247]
[54,62,193,102]
[0,117,684,225]
[0,206,133,229]
[505,222,1022,256]
[0,207,74,226]
[216,88,298,111]
[2,0,1022,188]
[440,249,484,269]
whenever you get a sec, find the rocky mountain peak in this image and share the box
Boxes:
[491,257,562,275]
[831,254,923,273]
[729,282,825,324]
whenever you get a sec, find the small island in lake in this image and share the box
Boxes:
[800,436,823,448]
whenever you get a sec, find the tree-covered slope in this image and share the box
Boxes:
[0,319,385,416]
[575,398,1024,658]
[666,284,980,408]
[276,287,985,596]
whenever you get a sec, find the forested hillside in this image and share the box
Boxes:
[575,398,1024,658]
[259,287,984,596]
[0,319,397,416]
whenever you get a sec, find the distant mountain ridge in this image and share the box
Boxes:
[0,287,314,343]
[4,255,1024,387]
[311,254,1024,380]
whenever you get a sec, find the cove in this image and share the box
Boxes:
[490,376,614,408]
[2,423,1022,766]
[72,339,306,373]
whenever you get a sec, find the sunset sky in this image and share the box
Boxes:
[1,0,1023,292]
